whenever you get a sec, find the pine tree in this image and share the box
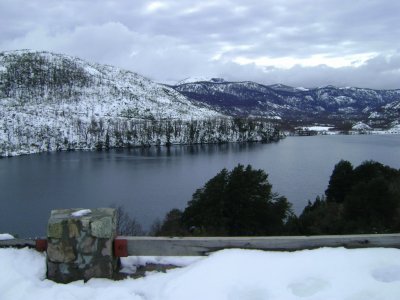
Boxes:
[181,164,293,236]
[325,160,354,203]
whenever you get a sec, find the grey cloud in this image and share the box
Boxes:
[203,52,400,90]
[0,0,399,88]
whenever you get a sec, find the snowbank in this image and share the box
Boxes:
[0,233,14,240]
[1,247,400,300]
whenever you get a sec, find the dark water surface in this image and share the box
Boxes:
[1,134,399,237]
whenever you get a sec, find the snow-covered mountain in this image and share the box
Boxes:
[1,50,222,121]
[173,80,400,124]
[0,50,279,156]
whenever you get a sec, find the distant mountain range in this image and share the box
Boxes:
[172,79,400,125]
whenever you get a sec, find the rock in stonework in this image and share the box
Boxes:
[46,208,117,283]
[47,240,76,263]
[91,214,114,238]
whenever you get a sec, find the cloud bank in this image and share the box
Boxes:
[1,0,399,88]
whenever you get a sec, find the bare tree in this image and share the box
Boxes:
[111,205,144,236]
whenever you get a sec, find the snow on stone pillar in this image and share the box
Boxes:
[46,208,117,283]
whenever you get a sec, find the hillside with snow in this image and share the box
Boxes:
[0,51,279,157]
[1,51,222,120]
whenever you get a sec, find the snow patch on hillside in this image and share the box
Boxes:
[388,124,400,134]
[352,122,372,130]
[296,87,309,91]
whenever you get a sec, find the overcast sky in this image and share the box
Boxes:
[1,0,400,88]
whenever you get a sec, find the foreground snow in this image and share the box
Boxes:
[1,248,400,300]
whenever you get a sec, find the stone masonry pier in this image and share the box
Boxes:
[46,208,117,283]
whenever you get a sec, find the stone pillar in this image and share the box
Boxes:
[46,208,117,283]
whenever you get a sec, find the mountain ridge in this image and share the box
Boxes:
[0,49,223,120]
[173,79,400,125]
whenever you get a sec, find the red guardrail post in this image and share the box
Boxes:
[35,239,48,252]
[114,238,128,257]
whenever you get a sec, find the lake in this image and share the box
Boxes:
[1,134,399,238]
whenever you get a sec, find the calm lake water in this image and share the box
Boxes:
[1,134,399,238]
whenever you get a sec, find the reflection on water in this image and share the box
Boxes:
[0,135,399,237]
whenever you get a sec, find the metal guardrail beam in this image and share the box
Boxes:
[0,238,36,248]
[115,234,400,256]
[2,234,400,257]
[0,238,47,251]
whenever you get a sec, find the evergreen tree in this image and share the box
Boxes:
[155,209,188,236]
[180,164,293,236]
[297,196,343,235]
[343,162,400,233]
[300,160,400,235]
[325,160,354,203]
[183,168,229,235]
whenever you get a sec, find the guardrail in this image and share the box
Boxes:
[0,238,47,251]
[113,234,400,256]
[2,234,400,257]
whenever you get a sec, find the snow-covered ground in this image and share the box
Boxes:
[1,247,400,300]
[0,233,14,240]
